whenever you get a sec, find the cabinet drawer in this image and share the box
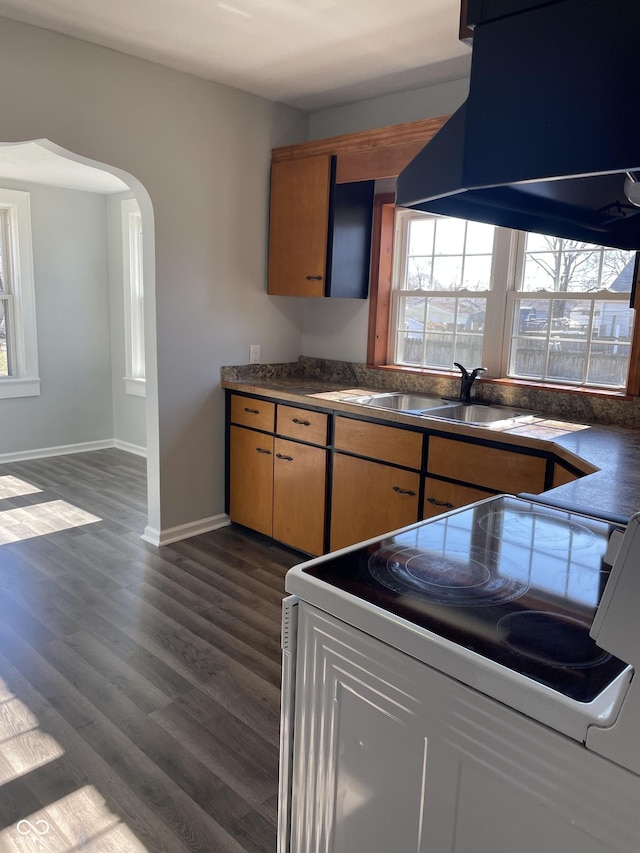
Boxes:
[427,436,547,495]
[230,395,275,432]
[334,417,423,469]
[277,405,328,446]
[423,478,494,519]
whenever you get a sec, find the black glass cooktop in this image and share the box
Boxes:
[302,496,627,702]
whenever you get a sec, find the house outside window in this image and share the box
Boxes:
[391,209,636,391]
[0,189,39,399]
[122,199,145,397]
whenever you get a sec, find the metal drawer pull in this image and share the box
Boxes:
[292,418,311,426]
[305,275,323,281]
[244,407,260,414]
[427,497,454,508]
[276,453,294,461]
[392,486,417,496]
[256,448,272,455]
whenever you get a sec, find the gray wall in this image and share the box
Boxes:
[107,191,146,452]
[0,181,114,454]
[0,15,307,536]
[302,77,470,363]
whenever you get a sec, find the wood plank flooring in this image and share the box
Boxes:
[0,450,301,852]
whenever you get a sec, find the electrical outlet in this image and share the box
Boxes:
[249,344,261,364]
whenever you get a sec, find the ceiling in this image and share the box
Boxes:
[0,0,471,112]
[0,142,130,193]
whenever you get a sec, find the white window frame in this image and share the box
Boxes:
[390,210,636,391]
[0,189,39,399]
[121,199,145,397]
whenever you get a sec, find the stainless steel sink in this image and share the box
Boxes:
[424,404,529,424]
[343,393,446,413]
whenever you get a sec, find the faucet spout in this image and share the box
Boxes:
[454,362,487,403]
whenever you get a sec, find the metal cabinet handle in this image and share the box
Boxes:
[256,448,272,455]
[392,486,417,496]
[292,418,311,426]
[244,407,260,414]
[305,275,323,281]
[276,453,294,461]
[427,497,454,508]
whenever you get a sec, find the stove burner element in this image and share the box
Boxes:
[497,610,611,668]
[403,553,491,588]
[368,545,530,607]
[477,508,597,551]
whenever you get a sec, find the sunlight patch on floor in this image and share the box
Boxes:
[0,695,65,786]
[0,501,101,545]
[0,786,150,851]
[0,477,42,500]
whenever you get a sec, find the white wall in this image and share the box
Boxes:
[107,191,146,452]
[0,16,307,536]
[302,77,470,363]
[308,78,469,140]
[0,180,114,454]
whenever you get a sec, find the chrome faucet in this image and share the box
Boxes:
[454,362,487,403]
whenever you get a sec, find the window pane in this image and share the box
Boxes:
[394,296,486,370]
[588,342,631,387]
[0,209,6,295]
[0,299,9,377]
[520,235,635,294]
[462,255,493,291]
[509,296,633,388]
[433,217,466,255]
[464,221,496,254]
[408,217,434,256]
[406,257,433,290]
[432,256,462,290]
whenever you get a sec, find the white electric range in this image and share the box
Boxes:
[278,495,640,853]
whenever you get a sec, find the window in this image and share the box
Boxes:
[0,189,39,399]
[122,199,145,397]
[387,208,636,392]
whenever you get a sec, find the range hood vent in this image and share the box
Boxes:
[396,0,640,250]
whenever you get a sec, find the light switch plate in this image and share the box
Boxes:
[249,344,261,364]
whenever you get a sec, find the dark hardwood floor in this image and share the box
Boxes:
[0,449,301,852]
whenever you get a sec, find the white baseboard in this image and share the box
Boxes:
[0,439,117,464]
[142,513,230,547]
[112,439,147,458]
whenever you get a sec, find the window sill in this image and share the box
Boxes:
[372,365,634,401]
[125,377,146,398]
[0,377,41,399]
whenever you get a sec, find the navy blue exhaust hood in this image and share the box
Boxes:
[396,0,640,250]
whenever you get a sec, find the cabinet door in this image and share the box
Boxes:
[268,155,332,297]
[273,438,327,556]
[229,426,273,536]
[423,478,494,518]
[330,454,419,551]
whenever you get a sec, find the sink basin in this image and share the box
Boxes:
[424,404,529,425]
[344,393,445,413]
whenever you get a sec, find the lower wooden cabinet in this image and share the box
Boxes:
[229,424,327,556]
[423,478,494,519]
[330,454,420,551]
[227,392,586,556]
[273,438,327,556]
[229,425,274,537]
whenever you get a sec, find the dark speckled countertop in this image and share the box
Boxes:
[222,361,640,521]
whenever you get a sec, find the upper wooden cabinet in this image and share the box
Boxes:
[268,155,331,298]
[267,154,374,298]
